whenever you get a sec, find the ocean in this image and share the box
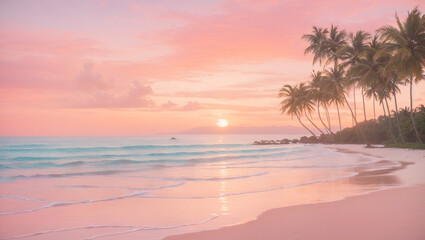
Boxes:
[0,135,404,239]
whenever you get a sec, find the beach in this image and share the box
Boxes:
[165,144,425,240]
[1,138,425,240]
[165,186,425,240]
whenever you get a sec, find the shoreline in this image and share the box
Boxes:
[164,144,425,240]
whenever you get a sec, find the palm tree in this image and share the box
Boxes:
[303,25,347,135]
[379,90,397,144]
[350,34,397,143]
[388,73,406,143]
[279,84,317,137]
[298,83,326,135]
[378,7,425,143]
[323,25,347,66]
[406,74,423,143]
[339,31,371,122]
[309,70,333,134]
[324,64,370,146]
[302,27,329,66]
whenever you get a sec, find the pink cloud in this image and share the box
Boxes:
[179,101,204,111]
[161,101,179,109]
[159,101,204,111]
[67,80,154,108]
[75,62,112,91]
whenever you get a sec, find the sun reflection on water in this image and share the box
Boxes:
[219,167,229,215]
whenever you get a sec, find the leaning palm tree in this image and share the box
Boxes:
[309,70,333,134]
[323,64,370,146]
[321,69,345,133]
[279,84,317,137]
[378,7,425,143]
[298,83,326,135]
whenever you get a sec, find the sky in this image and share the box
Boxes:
[0,0,424,136]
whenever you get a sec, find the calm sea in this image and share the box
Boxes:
[0,135,402,239]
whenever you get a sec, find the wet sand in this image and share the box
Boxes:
[165,144,425,240]
[165,185,425,240]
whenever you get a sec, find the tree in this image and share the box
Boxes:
[339,30,371,122]
[302,27,329,66]
[324,64,370,146]
[350,34,398,143]
[309,70,333,134]
[279,84,317,137]
[378,7,425,143]
[323,25,347,67]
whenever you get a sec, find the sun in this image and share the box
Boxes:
[216,119,228,128]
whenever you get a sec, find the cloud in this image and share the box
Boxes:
[75,62,112,90]
[68,80,154,108]
[161,101,179,109]
[179,101,203,111]
[160,100,204,111]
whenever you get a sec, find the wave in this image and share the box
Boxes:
[1,144,47,149]
[206,153,325,167]
[1,143,250,153]
[1,170,128,181]
[137,171,268,182]
[0,172,359,216]
[0,164,11,169]
[219,159,380,169]
[0,188,151,216]
[59,181,185,191]
[5,214,218,240]
[1,149,303,171]
[3,146,297,163]
[138,172,359,200]
[0,194,52,203]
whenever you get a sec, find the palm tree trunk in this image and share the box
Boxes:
[362,86,366,122]
[409,80,423,143]
[296,112,316,137]
[384,96,397,144]
[382,102,397,144]
[317,102,331,134]
[352,86,357,125]
[382,101,395,144]
[305,110,325,135]
[325,104,332,132]
[336,104,342,132]
[392,87,405,143]
[353,87,359,143]
[343,95,370,147]
[373,97,376,144]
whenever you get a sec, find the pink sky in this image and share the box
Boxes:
[0,0,424,136]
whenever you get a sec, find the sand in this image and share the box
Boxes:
[165,144,425,240]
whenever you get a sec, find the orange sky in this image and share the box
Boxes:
[0,0,424,136]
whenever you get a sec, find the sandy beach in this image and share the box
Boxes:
[165,144,425,240]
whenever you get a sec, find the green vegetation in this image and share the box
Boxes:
[385,143,425,150]
[279,7,425,147]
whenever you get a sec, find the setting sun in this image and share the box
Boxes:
[217,119,229,128]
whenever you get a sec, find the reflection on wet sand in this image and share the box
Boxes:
[349,161,414,186]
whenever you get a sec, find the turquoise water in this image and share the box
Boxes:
[0,135,396,239]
